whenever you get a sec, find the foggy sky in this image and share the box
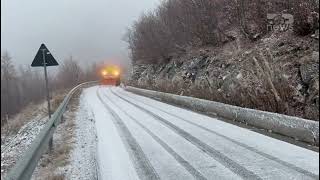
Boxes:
[1,0,159,68]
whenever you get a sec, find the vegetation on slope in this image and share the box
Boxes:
[125,0,319,120]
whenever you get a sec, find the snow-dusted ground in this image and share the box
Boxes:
[1,112,48,177]
[65,92,98,179]
[31,90,98,180]
[83,85,319,180]
[1,95,68,178]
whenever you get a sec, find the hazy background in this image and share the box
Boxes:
[1,0,159,69]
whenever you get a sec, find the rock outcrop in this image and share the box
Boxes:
[127,32,319,121]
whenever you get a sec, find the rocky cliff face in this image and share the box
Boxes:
[128,32,319,120]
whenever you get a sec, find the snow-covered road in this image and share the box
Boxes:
[83,86,319,180]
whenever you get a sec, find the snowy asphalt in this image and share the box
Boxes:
[83,86,319,180]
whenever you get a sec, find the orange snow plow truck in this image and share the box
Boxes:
[100,65,121,86]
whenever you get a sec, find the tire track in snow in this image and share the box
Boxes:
[96,88,160,180]
[114,88,319,179]
[109,88,262,180]
[102,89,207,180]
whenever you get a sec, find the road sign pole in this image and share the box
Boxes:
[41,49,51,119]
[32,44,57,150]
[41,49,53,150]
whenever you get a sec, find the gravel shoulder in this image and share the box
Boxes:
[31,89,98,179]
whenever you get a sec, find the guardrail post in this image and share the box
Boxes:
[49,137,53,151]
[61,114,65,123]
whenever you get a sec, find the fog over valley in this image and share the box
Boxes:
[1,0,159,68]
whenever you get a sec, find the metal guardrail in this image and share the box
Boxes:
[126,86,319,146]
[5,81,98,180]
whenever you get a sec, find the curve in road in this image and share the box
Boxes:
[82,86,319,180]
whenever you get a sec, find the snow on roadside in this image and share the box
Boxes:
[30,89,98,179]
[2,87,118,179]
[1,113,48,177]
[1,92,70,178]
[65,91,98,179]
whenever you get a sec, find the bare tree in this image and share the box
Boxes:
[1,50,99,134]
[55,56,83,89]
[1,51,15,124]
[125,0,319,65]
[125,0,239,64]
[83,62,98,81]
[18,66,46,106]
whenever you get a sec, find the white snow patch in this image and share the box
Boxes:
[65,91,98,179]
[1,115,48,177]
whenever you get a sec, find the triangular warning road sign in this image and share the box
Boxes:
[31,44,59,67]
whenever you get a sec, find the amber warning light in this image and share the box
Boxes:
[100,65,121,77]
[101,70,108,76]
[113,70,119,76]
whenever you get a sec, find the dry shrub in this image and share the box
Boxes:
[53,144,72,167]
[239,49,295,115]
[34,168,65,180]
[48,174,65,180]
[292,0,319,35]
[7,119,25,134]
[51,94,67,112]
